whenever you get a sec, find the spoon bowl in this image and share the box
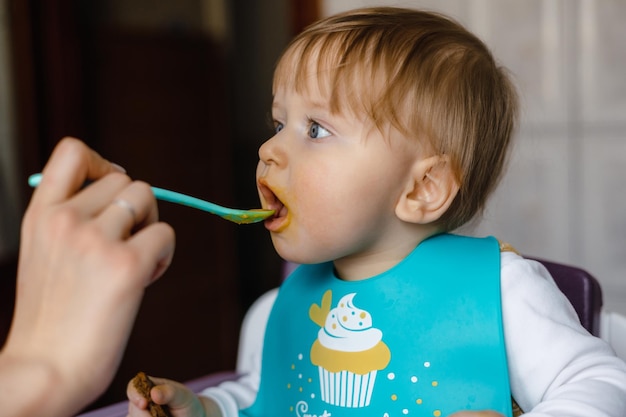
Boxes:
[28,173,274,225]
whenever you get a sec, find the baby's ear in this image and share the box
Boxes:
[395,155,459,224]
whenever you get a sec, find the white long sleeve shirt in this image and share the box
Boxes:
[202,252,626,416]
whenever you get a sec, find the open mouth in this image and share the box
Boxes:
[258,181,289,229]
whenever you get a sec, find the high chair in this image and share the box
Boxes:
[76,258,626,417]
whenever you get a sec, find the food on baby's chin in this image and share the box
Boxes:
[131,372,173,417]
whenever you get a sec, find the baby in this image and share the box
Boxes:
[127,7,626,417]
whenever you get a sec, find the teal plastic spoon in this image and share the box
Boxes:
[28,173,274,225]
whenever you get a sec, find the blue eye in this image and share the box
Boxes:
[274,122,284,134]
[308,121,331,139]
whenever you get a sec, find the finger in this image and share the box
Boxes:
[149,378,194,408]
[126,222,176,286]
[35,137,125,206]
[95,181,159,240]
[67,171,132,218]
[126,380,149,409]
[127,401,152,417]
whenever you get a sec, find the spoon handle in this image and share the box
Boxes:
[27,173,273,224]
[149,186,230,216]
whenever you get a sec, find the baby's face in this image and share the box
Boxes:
[256,81,421,274]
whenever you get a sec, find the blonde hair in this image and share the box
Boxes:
[273,7,518,231]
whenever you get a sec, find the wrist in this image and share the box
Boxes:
[0,349,85,417]
[200,395,224,417]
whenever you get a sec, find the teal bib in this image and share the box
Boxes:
[241,234,512,417]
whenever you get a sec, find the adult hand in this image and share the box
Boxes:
[0,137,175,417]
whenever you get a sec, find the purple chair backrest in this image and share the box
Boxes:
[532,258,602,336]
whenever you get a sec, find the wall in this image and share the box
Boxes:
[323,0,626,315]
[0,0,20,259]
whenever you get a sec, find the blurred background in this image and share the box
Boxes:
[0,0,624,412]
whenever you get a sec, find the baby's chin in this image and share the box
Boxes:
[272,240,339,267]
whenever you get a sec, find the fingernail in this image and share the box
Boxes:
[111,162,127,173]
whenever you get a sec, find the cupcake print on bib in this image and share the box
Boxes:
[309,290,391,407]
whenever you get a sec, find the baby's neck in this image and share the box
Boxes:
[334,227,442,281]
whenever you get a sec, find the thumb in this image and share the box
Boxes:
[151,378,196,408]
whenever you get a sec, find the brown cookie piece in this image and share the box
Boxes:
[131,372,173,417]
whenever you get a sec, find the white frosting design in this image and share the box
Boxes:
[318,293,383,352]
